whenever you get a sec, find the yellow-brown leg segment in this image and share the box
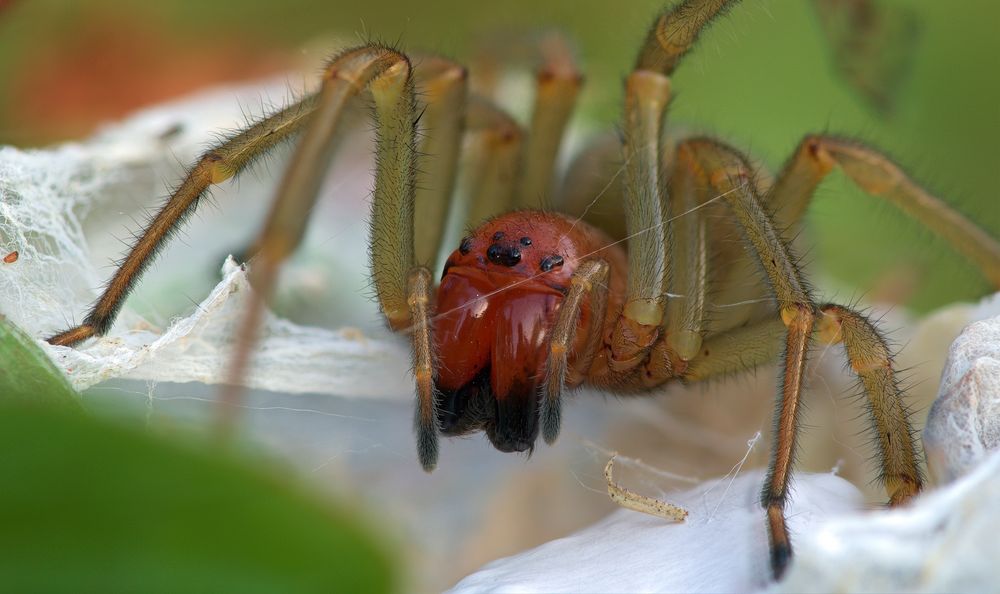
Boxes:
[515,33,583,208]
[770,135,1000,285]
[664,141,710,364]
[540,259,609,444]
[460,32,582,209]
[816,304,923,505]
[221,46,419,433]
[614,69,671,369]
[678,135,927,576]
[614,0,739,376]
[228,44,415,325]
[680,138,816,579]
[765,304,813,578]
[46,92,320,346]
[635,0,740,76]
[407,267,439,471]
[456,97,524,228]
[412,56,468,271]
[683,318,786,382]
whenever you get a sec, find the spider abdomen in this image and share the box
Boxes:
[433,211,627,452]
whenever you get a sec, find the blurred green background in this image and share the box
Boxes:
[1,0,999,311]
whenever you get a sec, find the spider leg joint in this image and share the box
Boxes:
[816,310,845,345]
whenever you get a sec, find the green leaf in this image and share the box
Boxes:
[0,316,78,408]
[0,321,396,594]
[0,404,397,594]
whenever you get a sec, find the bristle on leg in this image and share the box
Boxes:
[540,259,609,446]
[406,266,439,472]
[540,389,562,445]
[415,408,440,472]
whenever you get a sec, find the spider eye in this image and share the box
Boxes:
[459,237,473,255]
[519,236,532,246]
[492,231,505,241]
[539,255,564,272]
[487,244,521,267]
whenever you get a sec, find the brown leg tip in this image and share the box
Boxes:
[416,420,439,473]
[770,541,792,580]
[540,395,562,446]
[46,325,96,347]
[766,503,793,580]
[888,477,922,506]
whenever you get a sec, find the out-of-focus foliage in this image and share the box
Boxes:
[0,318,396,594]
[0,0,997,310]
[0,313,78,408]
[813,0,919,113]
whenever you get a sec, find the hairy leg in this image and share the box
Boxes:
[407,267,439,470]
[613,0,738,371]
[465,31,582,208]
[683,318,787,382]
[816,304,922,505]
[455,96,524,227]
[664,141,710,363]
[47,93,320,346]
[539,259,610,444]
[770,135,1000,285]
[412,56,468,270]
[221,45,420,428]
[680,137,816,579]
[515,33,583,208]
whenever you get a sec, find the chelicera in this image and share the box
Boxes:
[434,212,625,453]
[46,0,1000,580]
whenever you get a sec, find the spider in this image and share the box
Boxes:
[46,0,1000,580]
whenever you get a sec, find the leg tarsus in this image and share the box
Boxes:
[677,138,816,579]
[407,267,439,471]
[766,503,793,579]
[758,303,813,581]
[47,324,97,347]
[541,259,609,445]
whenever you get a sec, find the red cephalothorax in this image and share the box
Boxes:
[433,211,626,452]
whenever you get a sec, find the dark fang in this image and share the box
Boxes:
[487,244,522,267]
[519,236,532,246]
[540,255,564,272]
[459,237,473,255]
